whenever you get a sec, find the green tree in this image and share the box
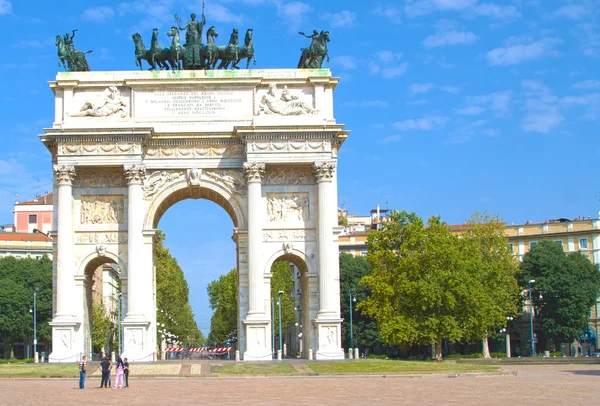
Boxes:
[155,230,201,345]
[519,240,600,347]
[339,253,383,352]
[0,256,52,359]
[359,211,478,360]
[91,301,112,354]
[270,261,296,339]
[207,268,238,345]
[461,212,521,358]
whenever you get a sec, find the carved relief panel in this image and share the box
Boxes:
[74,169,126,188]
[264,166,313,185]
[267,193,310,222]
[80,195,124,224]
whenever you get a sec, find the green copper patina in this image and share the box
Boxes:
[297,30,330,69]
[56,29,92,72]
[132,31,175,71]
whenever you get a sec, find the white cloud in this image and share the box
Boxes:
[404,0,520,19]
[572,80,600,89]
[410,83,435,95]
[375,50,403,63]
[82,6,115,22]
[278,1,311,20]
[482,128,502,136]
[393,116,449,131]
[578,23,600,57]
[0,0,11,15]
[378,134,403,143]
[486,38,562,66]
[422,30,478,48]
[335,55,357,70]
[374,6,402,23]
[457,106,485,115]
[520,80,563,133]
[554,4,587,20]
[321,10,356,27]
[441,86,461,94]
[381,64,409,78]
[370,51,407,78]
[206,4,243,24]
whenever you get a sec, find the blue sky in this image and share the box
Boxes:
[1,0,599,334]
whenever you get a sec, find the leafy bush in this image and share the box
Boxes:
[366,354,387,360]
[490,352,507,358]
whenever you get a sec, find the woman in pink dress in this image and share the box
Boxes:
[113,357,125,389]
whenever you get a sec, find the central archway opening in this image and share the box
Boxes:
[153,185,239,356]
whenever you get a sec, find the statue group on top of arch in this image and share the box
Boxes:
[56,2,331,71]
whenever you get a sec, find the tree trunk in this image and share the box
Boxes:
[482,337,491,358]
[434,340,443,361]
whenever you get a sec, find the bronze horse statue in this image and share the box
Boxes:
[217,28,256,70]
[132,32,174,70]
[55,35,91,71]
[297,30,330,69]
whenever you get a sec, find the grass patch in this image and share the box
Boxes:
[212,363,295,375]
[0,364,79,376]
[307,360,499,374]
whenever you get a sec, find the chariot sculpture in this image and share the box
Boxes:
[56,29,92,72]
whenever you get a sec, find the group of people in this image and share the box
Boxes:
[78,355,130,389]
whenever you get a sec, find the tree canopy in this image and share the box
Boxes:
[519,240,600,345]
[91,301,112,354]
[359,210,520,359]
[270,261,296,340]
[339,253,383,351]
[0,255,52,358]
[207,268,238,345]
[155,230,202,345]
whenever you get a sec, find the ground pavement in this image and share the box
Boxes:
[1,364,598,405]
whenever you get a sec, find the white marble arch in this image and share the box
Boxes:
[42,69,349,362]
[77,251,124,359]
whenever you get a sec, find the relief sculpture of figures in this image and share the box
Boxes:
[297,30,330,69]
[69,86,128,118]
[258,84,318,116]
[81,196,124,225]
[56,29,92,71]
[267,193,310,222]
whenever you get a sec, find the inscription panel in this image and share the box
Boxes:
[134,87,253,119]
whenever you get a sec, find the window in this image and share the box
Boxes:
[529,241,538,248]
[28,214,37,224]
[508,243,514,253]
[360,251,367,257]
[579,238,589,249]
[554,240,562,245]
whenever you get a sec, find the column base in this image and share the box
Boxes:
[122,319,154,362]
[313,318,345,361]
[49,319,82,363]
[243,318,272,361]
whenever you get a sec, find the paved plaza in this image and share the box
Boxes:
[1,364,598,405]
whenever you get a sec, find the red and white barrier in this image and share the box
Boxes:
[164,347,231,353]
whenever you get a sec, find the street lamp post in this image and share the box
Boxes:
[349,288,356,352]
[528,279,536,357]
[271,297,275,358]
[117,293,122,355]
[501,316,514,358]
[33,288,39,363]
[277,291,283,359]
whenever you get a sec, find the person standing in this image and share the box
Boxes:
[113,356,125,389]
[97,356,112,388]
[78,355,87,389]
[123,358,130,388]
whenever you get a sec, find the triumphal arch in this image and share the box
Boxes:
[40,69,348,362]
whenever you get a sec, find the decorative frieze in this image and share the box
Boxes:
[76,232,128,244]
[124,165,146,184]
[59,143,140,156]
[250,140,327,153]
[263,229,316,242]
[205,169,246,197]
[80,195,125,224]
[313,162,336,182]
[243,162,265,183]
[142,170,185,200]
[267,193,310,222]
[145,145,244,159]
[265,166,313,185]
[74,170,126,188]
[53,165,76,185]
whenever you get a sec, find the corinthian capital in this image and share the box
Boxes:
[53,165,76,185]
[124,165,146,184]
[313,162,336,182]
[243,162,265,183]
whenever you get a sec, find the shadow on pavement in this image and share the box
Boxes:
[565,370,600,376]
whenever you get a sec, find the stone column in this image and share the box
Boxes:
[243,162,265,317]
[124,165,146,320]
[53,165,76,318]
[313,162,336,315]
